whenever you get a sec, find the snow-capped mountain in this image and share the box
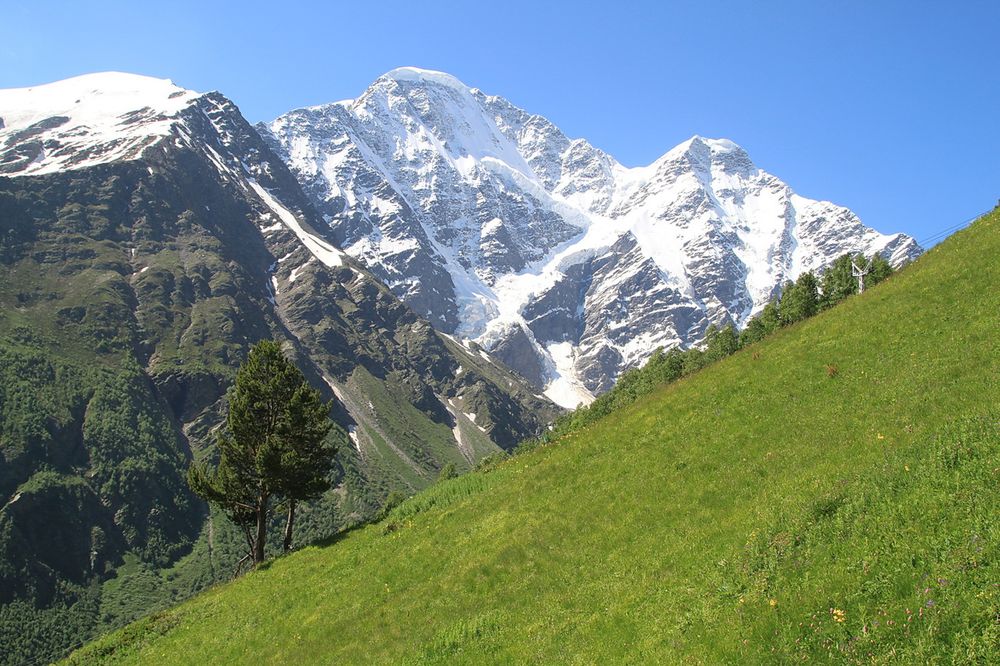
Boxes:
[262,67,921,407]
[0,72,202,175]
[1,68,557,455]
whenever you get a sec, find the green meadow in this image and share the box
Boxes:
[70,210,1000,664]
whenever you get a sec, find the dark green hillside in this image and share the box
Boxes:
[69,210,1000,664]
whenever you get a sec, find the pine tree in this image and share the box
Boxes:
[780,271,819,324]
[820,254,858,308]
[274,381,337,552]
[187,340,334,569]
[739,298,781,347]
[867,253,893,287]
[437,462,458,482]
[705,323,739,361]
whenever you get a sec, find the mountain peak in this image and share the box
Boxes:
[664,135,744,159]
[0,71,198,114]
[700,136,742,154]
[0,71,202,176]
[265,72,922,406]
[381,66,469,90]
[7,70,179,91]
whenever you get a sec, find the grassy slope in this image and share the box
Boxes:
[70,212,1000,664]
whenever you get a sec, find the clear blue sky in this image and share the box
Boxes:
[3,0,997,245]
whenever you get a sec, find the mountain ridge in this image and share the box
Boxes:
[262,67,921,406]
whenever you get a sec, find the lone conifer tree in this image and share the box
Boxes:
[188,340,334,570]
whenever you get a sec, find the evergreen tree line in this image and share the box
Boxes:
[521,252,894,449]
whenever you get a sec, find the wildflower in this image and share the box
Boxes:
[904,465,910,472]
[769,598,778,608]
[877,433,885,440]
[832,608,846,623]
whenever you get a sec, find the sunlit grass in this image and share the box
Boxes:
[69,210,1000,663]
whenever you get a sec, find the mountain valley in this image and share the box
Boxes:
[0,68,955,665]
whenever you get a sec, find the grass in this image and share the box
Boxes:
[68,210,1000,663]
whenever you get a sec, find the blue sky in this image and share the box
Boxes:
[2,0,997,245]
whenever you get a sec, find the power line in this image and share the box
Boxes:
[916,208,992,247]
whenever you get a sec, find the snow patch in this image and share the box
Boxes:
[442,397,477,461]
[247,179,345,268]
[347,426,361,453]
[543,342,595,409]
[480,217,503,236]
[289,257,314,283]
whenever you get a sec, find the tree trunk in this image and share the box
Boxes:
[283,499,296,552]
[253,492,268,565]
[233,553,251,578]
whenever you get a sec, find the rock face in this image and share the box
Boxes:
[0,72,558,664]
[262,67,922,407]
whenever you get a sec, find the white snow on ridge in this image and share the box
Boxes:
[384,67,468,90]
[379,67,538,181]
[347,426,361,454]
[247,179,345,268]
[443,398,476,462]
[0,72,201,176]
[289,257,314,283]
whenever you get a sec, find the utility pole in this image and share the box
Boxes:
[851,256,874,294]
